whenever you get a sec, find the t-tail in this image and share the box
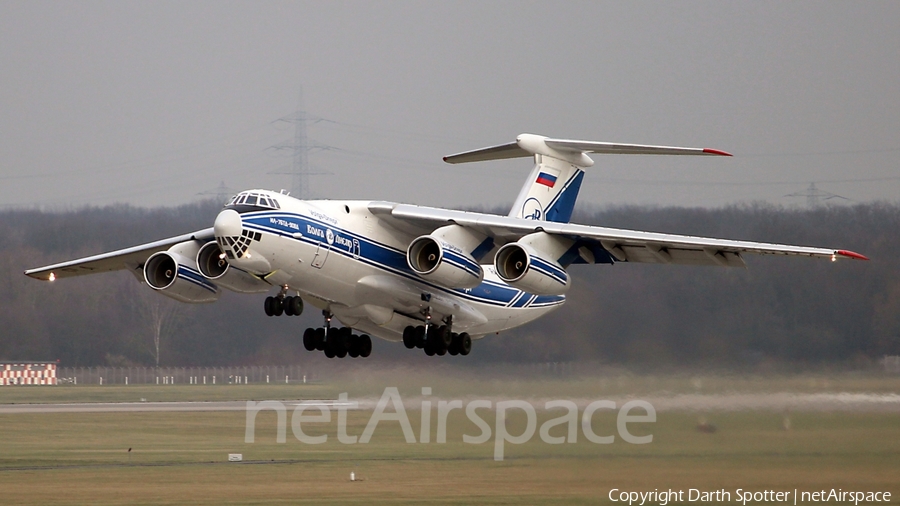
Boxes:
[443,133,732,223]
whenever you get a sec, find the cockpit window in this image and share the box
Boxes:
[225,191,281,210]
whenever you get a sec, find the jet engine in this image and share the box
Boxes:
[196,241,271,294]
[143,241,220,303]
[494,232,572,296]
[406,224,489,289]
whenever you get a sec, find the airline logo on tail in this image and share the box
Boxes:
[522,198,543,220]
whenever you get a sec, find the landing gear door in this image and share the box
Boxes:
[312,243,330,268]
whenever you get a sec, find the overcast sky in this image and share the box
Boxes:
[1,1,898,211]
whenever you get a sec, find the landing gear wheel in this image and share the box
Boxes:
[326,327,341,352]
[272,297,284,316]
[303,328,316,351]
[324,345,336,358]
[287,296,303,316]
[414,326,427,348]
[338,327,352,352]
[448,333,460,356]
[359,335,372,358]
[402,326,416,349]
[424,345,436,356]
[436,325,452,347]
[459,332,472,356]
[348,334,360,358]
[314,328,326,351]
[283,296,295,316]
[264,296,274,316]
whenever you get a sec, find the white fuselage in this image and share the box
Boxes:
[215,191,565,342]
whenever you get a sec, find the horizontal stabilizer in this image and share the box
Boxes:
[443,133,731,166]
[544,138,732,157]
[442,141,529,164]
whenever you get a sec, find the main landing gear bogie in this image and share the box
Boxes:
[303,326,372,359]
[264,295,304,317]
[403,325,471,357]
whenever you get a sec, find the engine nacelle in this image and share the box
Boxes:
[143,241,219,303]
[494,232,572,296]
[196,241,271,294]
[407,235,484,289]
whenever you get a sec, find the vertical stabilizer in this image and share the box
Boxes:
[508,155,584,223]
[442,133,731,225]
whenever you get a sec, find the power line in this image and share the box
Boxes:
[196,181,238,204]
[784,182,850,207]
[269,88,336,199]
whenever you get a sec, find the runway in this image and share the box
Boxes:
[1,392,899,413]
[0,400,261,414]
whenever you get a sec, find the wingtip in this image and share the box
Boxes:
[836,250,869,261]
[703,148,733,157]
[23,270,49,280]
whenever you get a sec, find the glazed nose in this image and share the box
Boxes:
[214,209,242,238]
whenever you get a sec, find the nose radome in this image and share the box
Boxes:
[214,209,242,237]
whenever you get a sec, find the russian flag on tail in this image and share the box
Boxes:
[536,171,557,188]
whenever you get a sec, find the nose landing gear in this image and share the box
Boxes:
[263,285,303,317]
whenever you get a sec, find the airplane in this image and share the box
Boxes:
[24,133,868,359]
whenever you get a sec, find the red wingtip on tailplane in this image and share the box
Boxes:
[836,250,869,261]
[703,148,733,156]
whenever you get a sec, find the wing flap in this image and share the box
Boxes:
[24,228,215,281]
[616,245,746,267]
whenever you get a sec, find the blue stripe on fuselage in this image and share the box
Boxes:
[236,210,564,309]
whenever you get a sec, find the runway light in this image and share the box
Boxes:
[48,272,56,281]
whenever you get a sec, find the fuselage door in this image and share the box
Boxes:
[312,243,330,268]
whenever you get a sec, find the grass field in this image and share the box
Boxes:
[1,373,898,504]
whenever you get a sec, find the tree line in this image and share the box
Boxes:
[1,201,897,368]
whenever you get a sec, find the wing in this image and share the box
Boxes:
[24,228,215,281]
[368,203,868,267]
